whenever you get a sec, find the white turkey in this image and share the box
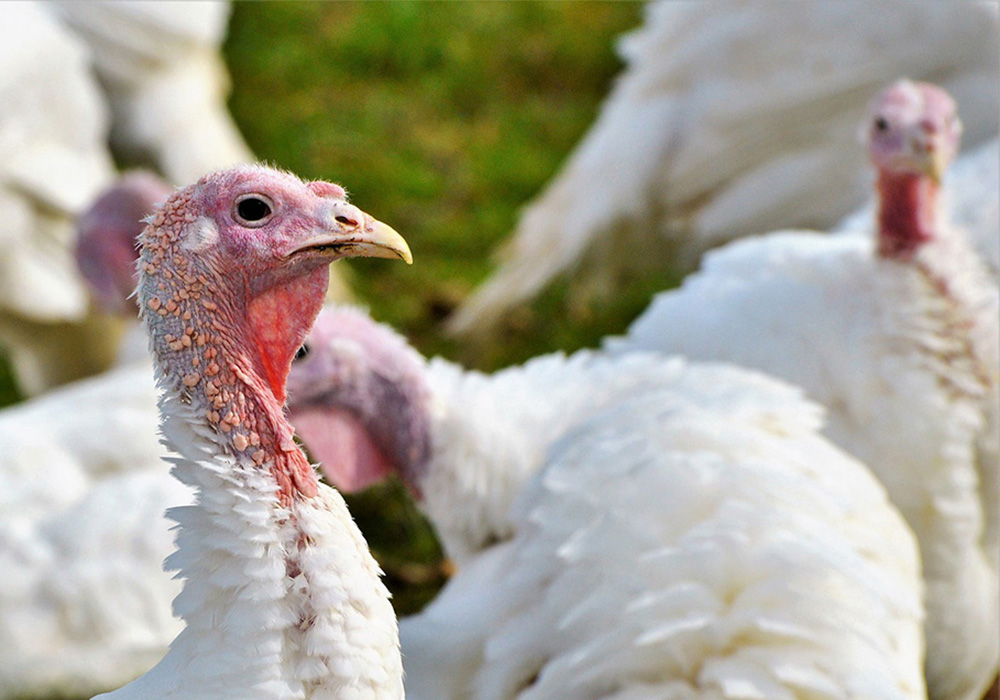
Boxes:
[286,307,925,700]
[94,165,412,699]
[448,0,1000,336]
[47,1,254,185]
[0,2,119,396]
[607,80,999,700]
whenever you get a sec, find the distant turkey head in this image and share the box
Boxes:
[866,80,962,260]
[75,171,173,315]
[287,306,433,497]
[867,79,961,182]
[137,166,411,501]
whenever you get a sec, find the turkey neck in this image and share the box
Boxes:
[876,170,939,261]
[139,197,326,505]
[132,209,400,698]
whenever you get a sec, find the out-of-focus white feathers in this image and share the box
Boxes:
[421,350,824,566]
[0,363,188,698]
[402,374,924,700]
[48,1,254,184]
[0,3,121,395]
[609,228,999,700]
[449,1,999,335]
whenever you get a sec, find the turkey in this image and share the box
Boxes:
[73,170,176,367]
[76,171,175,319]
[448,1,999,337]
[608,80,999,700]
[838,135,999,276]
[286,307,925,700]
[94,165,411,700]
[47,1,254,185]
[0,2,119,396]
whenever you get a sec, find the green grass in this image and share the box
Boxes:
[0,351,21,410]
[226,1,645,369]
[225,1,649,614]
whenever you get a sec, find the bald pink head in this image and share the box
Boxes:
[286,306,432,496]
[75,171,173,315]
[866,81,962,260]
[866,79,961,182]
[138,165,412,502]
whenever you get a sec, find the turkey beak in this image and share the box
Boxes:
[291,209,413,264]
[925,148,948,185]
[911,132,949,185]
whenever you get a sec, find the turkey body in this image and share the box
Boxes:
[287,308,925,699]
[449,1,999,335]
[400,369,925,700]
[609,231,999,700]
[0,363,188,698]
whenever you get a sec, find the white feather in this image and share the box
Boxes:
[402,371,924,700]
[0,362,189,698]
[609,227,999,700]
[0,2,120,395]
[46,0,254,185]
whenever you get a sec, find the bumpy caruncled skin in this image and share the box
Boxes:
[138,176,336,503]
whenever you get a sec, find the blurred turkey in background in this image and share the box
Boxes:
[448,1,1000,338]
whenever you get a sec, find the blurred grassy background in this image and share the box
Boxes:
[0,1,662,616]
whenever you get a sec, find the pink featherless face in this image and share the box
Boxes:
[140,165,412,407]
[190,168,412,289]
[866,79,962,182]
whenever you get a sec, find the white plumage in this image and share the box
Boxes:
[422,351,777,565]
[96,389,400,700]
[608,179,999,700]
[0,363,188,698]
[288,308,925,699]
[0,1,119,395]
[448,1,999,335]
[401,366,925,700]
[48,1,254,185]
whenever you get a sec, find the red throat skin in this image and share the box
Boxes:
[291,405,396,494]
[240,267,330,503]
[248,267,330,406]
[876,170,939,261]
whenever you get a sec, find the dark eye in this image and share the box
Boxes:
[294,344,310,362]
[874,116,889,133]
[233,194,274,227]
